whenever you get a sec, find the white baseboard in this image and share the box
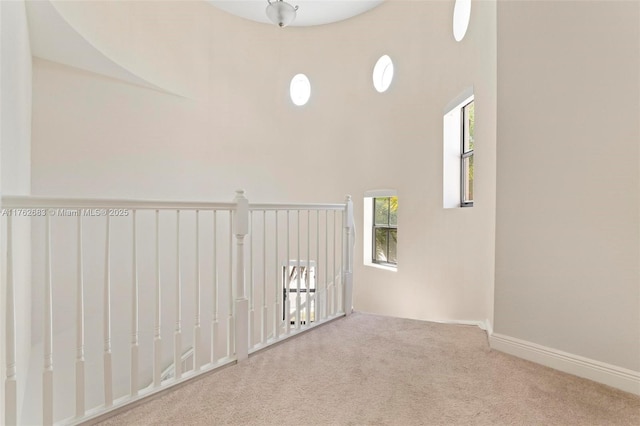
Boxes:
[431,319,486,328]
[490,333,640,396]
[483,318,493,336]
[426,318,494,340]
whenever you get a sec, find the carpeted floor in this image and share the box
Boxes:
[98,312,640,425]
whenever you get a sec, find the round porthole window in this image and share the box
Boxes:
[372,55,394,93]
[290,73,311,106]
[453,0,472,42]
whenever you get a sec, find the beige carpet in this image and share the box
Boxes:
[98,313,640,425]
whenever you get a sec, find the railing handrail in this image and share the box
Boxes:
[250,203,345,211]
[0,196,347,211]
[1,195,236,210]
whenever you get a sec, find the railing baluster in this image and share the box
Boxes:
[153,210,162,387]
[76,216,85,417]
[43,215,54,425]
[285,210,290,335]
[324,210,328,320]
[174,211,182,380]
[341,205,345,314]
[274,211,280,339]
[227,211,233,358]
[211,210,219,363]
[4,216,17,425]
[315,210,320,323]
[262,210,267,344]
[333,210,337,316]
[194,210,201,371]
[306,210,311,325]
[131,211,139,396]
[339,209,344,313]
[249,211,254,348]
[104,216,113,407]
[296,211,301,329]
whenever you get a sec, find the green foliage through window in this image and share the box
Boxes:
[373,197,398,265]
[462,101,474,206]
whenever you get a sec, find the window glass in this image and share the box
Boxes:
[463,156,473,202]
[389,196,398,225]
[463,101,474,151]
[461,100,474,206]
[388,229,398,264]
[374,198,389,225]
[373,196,398,266]
[374,228,388,263]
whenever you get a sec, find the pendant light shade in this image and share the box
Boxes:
[266,0,299,28]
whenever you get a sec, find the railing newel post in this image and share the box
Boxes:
[233,190,249,361]
[343,195,354,316]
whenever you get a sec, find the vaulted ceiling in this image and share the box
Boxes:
[25,0,384,96]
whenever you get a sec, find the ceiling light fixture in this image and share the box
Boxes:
[266,0,299,28]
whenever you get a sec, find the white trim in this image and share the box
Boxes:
[442,90,474,208]
[483,318,493,336]
[434,319,483,327]
[443,86,474,114]
[443,318,494,334]
[364,262,396,272]
[363,189,397,198]
[490,333,640,396]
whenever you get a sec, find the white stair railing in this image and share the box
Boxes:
[1,191,354,425]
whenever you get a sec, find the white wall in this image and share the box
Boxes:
[0,0,32,422]
[495,0,640,373]
[350,1,496,325]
